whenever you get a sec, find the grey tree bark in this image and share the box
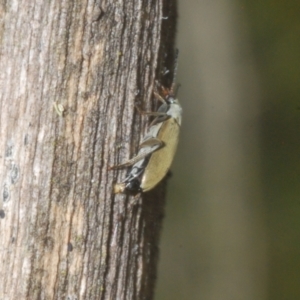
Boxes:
[0,0,177,299]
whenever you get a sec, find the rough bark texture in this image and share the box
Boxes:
[0,0,177,299]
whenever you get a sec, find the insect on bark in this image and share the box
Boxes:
[110,55,182,193]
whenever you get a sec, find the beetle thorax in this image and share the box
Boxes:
[166,98,182,126]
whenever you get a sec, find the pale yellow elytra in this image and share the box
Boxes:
[140,100,181,192]
[109,86,182,194]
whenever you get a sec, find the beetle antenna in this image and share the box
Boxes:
[174,83,181,96]
[170,49,179,96]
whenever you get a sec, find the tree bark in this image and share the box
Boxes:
[0,0,177,299]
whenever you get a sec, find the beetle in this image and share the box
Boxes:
[110,84,182,193]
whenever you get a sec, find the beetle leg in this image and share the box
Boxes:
[109,138,163,170]
[135,105,170,126]
[138,137,163,149]
[149,115,170,126]
[153,91,167,104]
[135,105,167,117]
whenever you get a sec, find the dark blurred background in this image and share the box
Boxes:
[156,1,300,299]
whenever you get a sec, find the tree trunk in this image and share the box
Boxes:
[0,0,177,299]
